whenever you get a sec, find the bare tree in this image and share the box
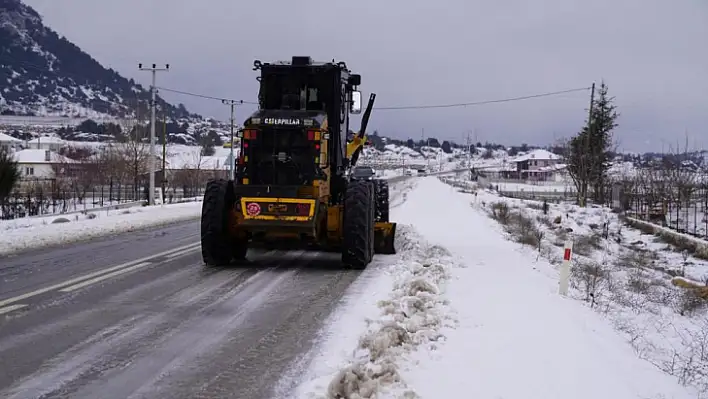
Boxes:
[54,145,102,205]
[171,149,207,199]
[636,166,670,223]
[114,117,150,198]
[558,136,590,206]
[665,134,699,232]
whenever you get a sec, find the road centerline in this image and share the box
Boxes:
[0,242,201,309]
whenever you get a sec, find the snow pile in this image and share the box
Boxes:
[288,224,459,399]
[0,201,202,255]
[324,227,457,399]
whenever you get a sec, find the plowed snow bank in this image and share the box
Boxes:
[285,225,460,399]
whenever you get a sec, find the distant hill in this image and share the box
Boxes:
[0,0,200,121]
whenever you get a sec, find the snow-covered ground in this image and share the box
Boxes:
[283,176,699,399]
[444,174,708,395]
[0,201,203,255]
[487,180,575,193]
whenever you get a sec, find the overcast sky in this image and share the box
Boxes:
[22,0,708,152]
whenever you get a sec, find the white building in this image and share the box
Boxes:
[13,149,76,179]
[26,136,65,151]
[509,149,566,181]
[0,132,22,152]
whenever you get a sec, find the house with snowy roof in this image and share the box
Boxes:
[13,149,77,179]
[26,135,65,151]
[0,132,22,152]
[508,149,566,181]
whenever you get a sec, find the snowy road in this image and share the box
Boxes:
[0,221,363,399]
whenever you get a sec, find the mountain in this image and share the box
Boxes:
[0,0,200,120]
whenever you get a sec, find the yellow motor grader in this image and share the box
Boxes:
[200,56,396,269]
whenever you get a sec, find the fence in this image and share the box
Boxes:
[476,173,578,202]
[1,178,207,220]
[623,188,708,239]
[477,171,708,240]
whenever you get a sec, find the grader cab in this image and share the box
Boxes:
[200,56,396,269]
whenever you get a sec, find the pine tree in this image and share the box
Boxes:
[588,82,619,203]
[566,81,618,206]
[0,147,20,203]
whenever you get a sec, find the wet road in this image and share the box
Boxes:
[0,220,362,399]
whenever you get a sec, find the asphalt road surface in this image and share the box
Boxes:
[0,220,363,399]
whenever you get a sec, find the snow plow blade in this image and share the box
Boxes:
[374,222,396,254]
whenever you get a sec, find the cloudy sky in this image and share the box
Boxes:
[23,0,708,152]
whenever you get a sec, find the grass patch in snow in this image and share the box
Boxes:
[489,201,543,250]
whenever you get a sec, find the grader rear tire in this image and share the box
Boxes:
[342,180,375,269]
[374,180,390,222]
[201,179,236,266]
[367,181,375,261]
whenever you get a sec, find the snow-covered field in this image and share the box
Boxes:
[485,180,574,192]
[279,176,699,399]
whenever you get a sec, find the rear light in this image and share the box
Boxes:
[307,130,315,140]
[244,130,257,140]
[243,142,248,148]
[315,143,320,150]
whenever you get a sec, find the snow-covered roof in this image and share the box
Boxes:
[511,149,562,162]
[28,136,65,145]
[607,161,638,178]
[0,132,21,142]
[383,144,420,157]
[480,164,517,172]
[166,148,237,170]
[13,149,77,164]
[527,163,567,173]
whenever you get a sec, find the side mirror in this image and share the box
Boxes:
[349,74,361,86]
[350,91,362,114]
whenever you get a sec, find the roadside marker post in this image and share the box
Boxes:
[559,239,573,296]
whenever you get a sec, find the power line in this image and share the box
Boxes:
[375,87,591,110]
[154,85,590,110]
[155,86,257,104]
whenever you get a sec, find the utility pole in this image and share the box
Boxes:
[139,63,169,205]
[222,99,242,180]
[162,112,167,205]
